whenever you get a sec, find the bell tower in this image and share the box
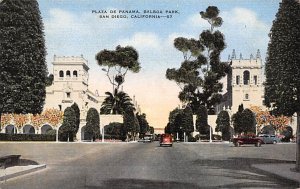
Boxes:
[228,49,265,112]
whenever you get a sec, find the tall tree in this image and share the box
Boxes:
[264,0,300,171]
[59,107,76,142]
[167,108,182,136]
[241,109,256,134]
[182,106,194,135]
[85,108,100,141]
[71,103,80,140]
[196,105,210,135]
[166,6,229,113]
[96,45,141,92]
[123,107,139,140]
[0,0,47,114]
[232,104,244,135]
[216,110,230,140]
[136,113,149,137]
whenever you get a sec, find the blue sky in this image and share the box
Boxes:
[38,0,281,128]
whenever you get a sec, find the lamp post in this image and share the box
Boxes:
[56,127,59,142]
[102,127,104,142]
[209,126,212,143]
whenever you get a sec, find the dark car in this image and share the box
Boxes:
[160,134,173,147]
[258,134,281,144]
[232,135,263,147]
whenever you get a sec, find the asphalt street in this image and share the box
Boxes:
[0,142,298,189]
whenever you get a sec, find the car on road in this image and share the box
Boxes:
[138,134,153,143]
[232,135,263,147]
[143,134,153,143]
[257,134,281,144]
[160,134,173,147]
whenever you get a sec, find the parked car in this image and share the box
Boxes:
[143,134,153,143]
[138,134,153,143]
[257,134,281,144]
[160,134,173,147]
[232,135,263,147]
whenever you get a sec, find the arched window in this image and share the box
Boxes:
[243,70,250,85]
[245,94,249,100]
[236,75,240,85]
[59,70,64,77]
[73,70,78,77]
[66,70,71,77]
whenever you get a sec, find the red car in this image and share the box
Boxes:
[160,134,173,147]
[232,135,263,147]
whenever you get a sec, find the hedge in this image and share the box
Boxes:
[0,133,56,141]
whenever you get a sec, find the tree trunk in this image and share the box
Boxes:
[296,111,300,172]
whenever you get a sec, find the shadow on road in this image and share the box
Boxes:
[191,157,298,188]
[19,159,39,166]
[86,178,199,189]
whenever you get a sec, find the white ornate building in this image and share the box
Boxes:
[45,55,102,119]
[216,49,265,114]
[44,55,105,140]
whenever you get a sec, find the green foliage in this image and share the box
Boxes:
[216,110,230,140]
[241,108,256,134]
[95,45,141,91]
[165,123,172,134]
[232,104,244,134]
[59,107,76,141]
[100,89,135,115]
[71,103,80,136]
[136,113,149,134]
[167,107,193,137]
[196,105,209,135]
[182,106,194,134]
[45,74,54,86]
[165,6,229,113]
[0,133,55,141]
[149,126,154,134]
[85,108,100,140]
[104,122,126,140]
[264,0,300,117]
[0,0,47,114]
[123,108,140,139]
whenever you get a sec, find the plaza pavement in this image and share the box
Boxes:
[0,141,299,185]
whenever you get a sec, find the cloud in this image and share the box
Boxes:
[116,32,161,50]
[221,7,269,38]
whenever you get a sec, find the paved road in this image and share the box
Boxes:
[0,142,298,188]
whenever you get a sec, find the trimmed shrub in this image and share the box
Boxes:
[0,133,55,141]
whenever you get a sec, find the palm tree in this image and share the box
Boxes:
[100,89,135,114]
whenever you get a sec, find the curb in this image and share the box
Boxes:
[0,164,46,181]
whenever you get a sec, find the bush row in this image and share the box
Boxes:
[0,133,56,141]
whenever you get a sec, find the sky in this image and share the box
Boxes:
[38,0,281,129]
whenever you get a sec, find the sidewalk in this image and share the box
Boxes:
[252,163,300,185]
[0,164,46,182]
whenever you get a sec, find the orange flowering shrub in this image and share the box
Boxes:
[1,113,13,129]
[0,108,63,130]
[13,114,29,128]
[42,108,64,127]
[250,105,289,132]
[269,115,289,131]
[30,114,45,129]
